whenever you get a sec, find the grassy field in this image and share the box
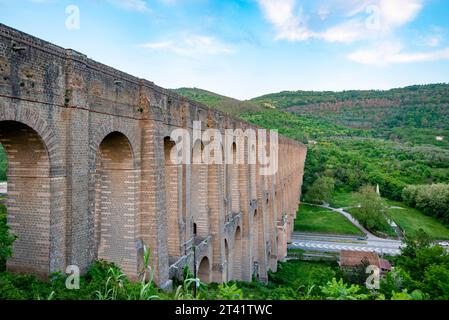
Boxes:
[330,193,449,240]
[386,202,449,240]
[346,207,398,238]
[295,204,364,236]
[329,192,357,209]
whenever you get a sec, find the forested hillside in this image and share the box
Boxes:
[251,84,449,109]
[251,84,449,149]
[173,88,262,115]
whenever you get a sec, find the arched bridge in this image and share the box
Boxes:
[0,24,306,287]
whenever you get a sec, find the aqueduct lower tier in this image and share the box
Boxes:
[0,24,307,287]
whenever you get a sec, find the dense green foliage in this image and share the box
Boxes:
[382,230,449,300]
[0,202,15,272]
[303,176,335,204]
[0,145,6,181]
[402,184,449,224]
[0,257,371,301]
[0,216,447,300]
[251,84,449,109]
[252,83,449,148]
[2,238,446,300]
[295,204,364,236]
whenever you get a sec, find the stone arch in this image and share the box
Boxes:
[94,131,138,276]
[89,120,139,170]
[164,136,182,258]
[198,256,211,284]
[0,107,63,176]
[252,209,260,271]
[88,122,139,266]
[230,142,240,213]
[233,226,242,280]
[249,140,257,201]
[219,145,230,219]
[0,119,65,276]
[191,140,208,237]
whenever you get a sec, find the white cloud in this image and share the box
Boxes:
[418,27,446,47]
[107,0,149,12]
[258,0,313,41]
[257,0,424,43]
[317,5,330,21]
[140,34,234,57]
[319,19,368,43]
[348,42,449,65]
[378,0,422,28]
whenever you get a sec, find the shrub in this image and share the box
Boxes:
[402,184,449,224]
[304,176,335,204]
[351,185,391,235]
[0,204,16,271]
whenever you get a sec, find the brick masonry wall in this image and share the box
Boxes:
[0,23,307,285]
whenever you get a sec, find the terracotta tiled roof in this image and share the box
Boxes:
[339,250,380,268]
[379,259,392,271]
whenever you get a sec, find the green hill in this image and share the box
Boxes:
[250,84,449,148]
[172,88,262,115]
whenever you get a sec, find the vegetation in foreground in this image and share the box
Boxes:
[1,221,448,300]
[0,145,6,181]
[295,204,364,236]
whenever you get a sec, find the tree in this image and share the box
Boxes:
[351,185,390,234]
[0,204,16,271]
[400,229,432,259]
[422,265,449,300]
[402,184,449,224]
[304,176,335,204]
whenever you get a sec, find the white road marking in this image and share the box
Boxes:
[291,240,401,255]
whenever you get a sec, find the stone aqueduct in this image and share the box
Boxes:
[0,24,306,287]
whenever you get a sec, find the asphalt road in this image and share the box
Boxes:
[290,232,403,256]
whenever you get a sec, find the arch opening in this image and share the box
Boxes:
[230,143,240,213]
[198,256,211,284]
[0,121,54,276]
[164,137,182,258]
[233,227,242,280]
[252,209,260,270]
[191,141,209,238]
[94,132,136,274]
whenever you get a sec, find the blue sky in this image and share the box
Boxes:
[1,0,448,99]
